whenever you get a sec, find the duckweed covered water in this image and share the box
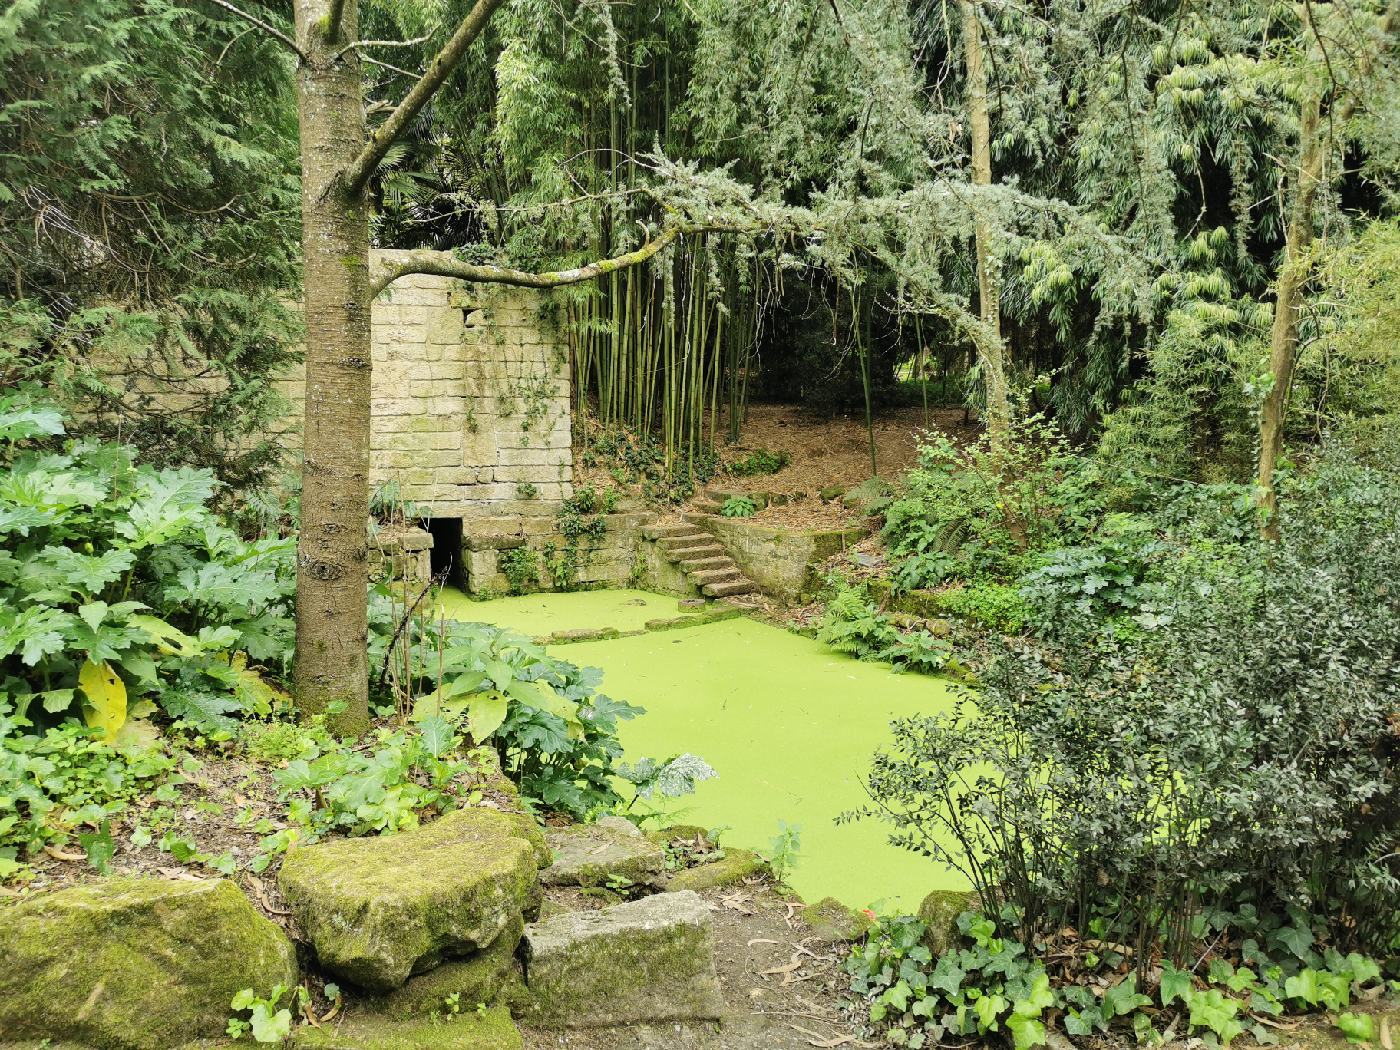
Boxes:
[437,588,967,911]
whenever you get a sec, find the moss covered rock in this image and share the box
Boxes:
[370,916,526,1019]
[917,889,978,957]
[667,847,766,892]
[289,1004,520,1050]
[799,897,874,943]
[542,816,665,888]
[0,876,297,1050]
[279,807,541,991]
[521,890,725,1027]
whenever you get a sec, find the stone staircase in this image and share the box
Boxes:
[642,521,757,598]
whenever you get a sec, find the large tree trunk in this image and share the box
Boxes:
[1256,95,1322,541]
[291,0,373,733]
[959,0,1009,442]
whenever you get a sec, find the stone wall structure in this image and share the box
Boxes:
[276,251,574,522]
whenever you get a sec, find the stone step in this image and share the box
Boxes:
[692,500,724,514]
[690,567,743,586]
[668,543,726,561]
[703,580,755,597]
[642,523,701,541]
[658,533,713,553]
[678,555,731,571]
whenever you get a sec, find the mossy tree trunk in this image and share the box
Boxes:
[291,0,373,733]
[959,0,1009,443]
[1255,1,1397,540]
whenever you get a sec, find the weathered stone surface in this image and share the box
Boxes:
[543,816,665,888]
[799,897,874,943]
[704,517,870,601]
[279,808,542,990]
[290,1004,521,1050]
[522,890,725,1027]
[917,889,979,957]
[667,848,766,892]
[0,877,297,1050]
[371,916,526,1019]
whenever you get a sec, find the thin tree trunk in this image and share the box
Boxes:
[291,0,373,733]
[959,0,1009,442]
[1256,94,1323,541]
[1256,0,1397,538]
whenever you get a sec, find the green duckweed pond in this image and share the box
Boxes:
[437,588,968,911]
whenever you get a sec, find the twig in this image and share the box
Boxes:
[375,571,446,693]
[335,33,434,60]
[203,0,305,61]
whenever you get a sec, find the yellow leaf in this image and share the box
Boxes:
[79,660,127,743]
[128,614,196,656]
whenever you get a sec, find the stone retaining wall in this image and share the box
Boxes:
[700,518,869,602]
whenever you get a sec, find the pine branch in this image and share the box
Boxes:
[204,0,306,61]
[369,226,688,298]
[342,0,506,194]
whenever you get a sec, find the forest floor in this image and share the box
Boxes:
[575,402,977,532]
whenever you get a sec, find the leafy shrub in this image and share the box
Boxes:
[0,392,296,738]
[931,582,1028,633]
[727,448,789,476]
[498,546,539,594]
[847,910,1054,1050]
[847,907,1388,1049]
[817,582,951,673]
[720,495,757,517]
[1018,513,1166,639]
[881,418,1100,593]
[0,704,175,865]
[857,452,1400,959]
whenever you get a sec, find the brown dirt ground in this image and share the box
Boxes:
[574,403,978,532]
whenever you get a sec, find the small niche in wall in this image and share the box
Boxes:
[427,517,465,589]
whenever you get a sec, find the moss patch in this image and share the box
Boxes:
[668,847,766,892]
[290,1004,521,1050]
[917,889,978,957]
[0,877,297,1050]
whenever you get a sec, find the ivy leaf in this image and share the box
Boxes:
[1335,1012,1376,1044]
[1284,969,1323,1006]
[1160,962,1194,1006]
[1007,1013,1047,1050]
[1103,974,1151,1017]
[78,821,115,874]
[1273,923,1314,961]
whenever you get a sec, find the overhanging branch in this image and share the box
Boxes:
[205,0,305,61]
[369,226,687,298]
[342,0,506,194]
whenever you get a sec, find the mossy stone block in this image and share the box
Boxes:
[0,877,297,1050]
[542,816,665,888]
[369,916,526,1019]
[279,808,541,991]
[800,897,874,943]
[521,890,725,1027]
[667,847,766,892]
[290,1004,521,1050]
[917,889,978,957]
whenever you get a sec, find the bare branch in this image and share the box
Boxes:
[370,225,687,298]
[342,0,507,194]
[335,33,433,61]
[204,0,306,61]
